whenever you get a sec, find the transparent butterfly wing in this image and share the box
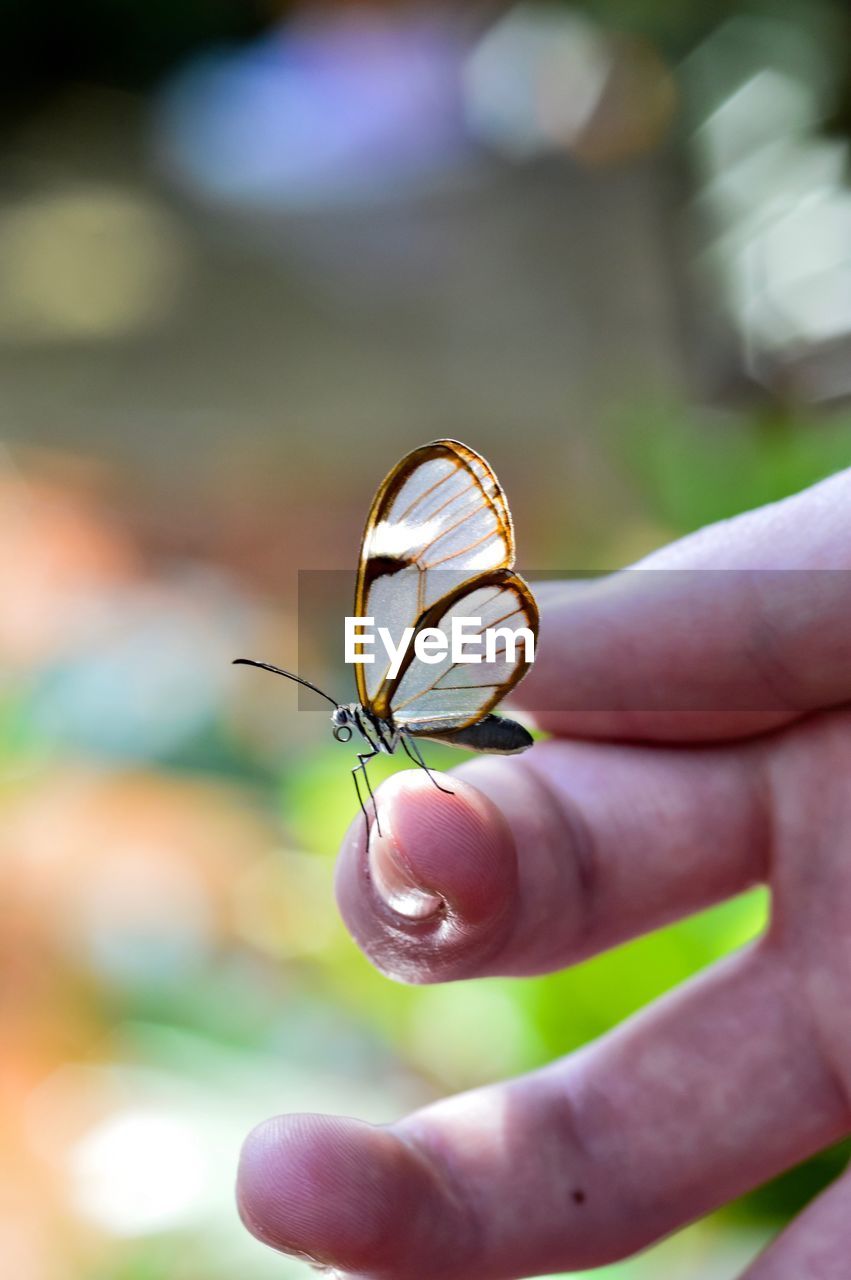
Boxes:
[355,440,517,716]
[388,571,538,732]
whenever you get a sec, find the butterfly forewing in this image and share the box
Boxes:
[354,438,537,732]
[355,440,516,709]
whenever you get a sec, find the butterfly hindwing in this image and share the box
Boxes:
[387,569,538,731]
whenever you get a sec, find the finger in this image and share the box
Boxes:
[237,946,850,1279]
[237,1112,471,1277]
[740,1171,851,1278]
[335,736,768,983]
[514,468,851,741]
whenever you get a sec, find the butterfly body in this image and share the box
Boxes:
[332,704,400,754]
[332,703,533,757]
[235,438,539,833]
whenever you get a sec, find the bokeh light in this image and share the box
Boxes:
[684,10,851,396]
[154,11,467,210]
[0,186,187,341]
[70,1109,207,1235]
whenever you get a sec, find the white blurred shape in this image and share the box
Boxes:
[760,192,851,293]
[685,12,851,396]
[70,1109,206,1234]
[683,12,837,131]
[0,186,186,342]
[464,5,610,157]
[696,69,815,175]
[700,137,847,222]
[722,180,851,353]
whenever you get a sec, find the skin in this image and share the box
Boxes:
[238,468,851,1279]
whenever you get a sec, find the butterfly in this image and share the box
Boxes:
[234,439,539,834]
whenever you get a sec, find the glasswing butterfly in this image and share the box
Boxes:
[235,439,539,834]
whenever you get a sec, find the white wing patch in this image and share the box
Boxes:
[366,451,510,592]
[366,516,446,560]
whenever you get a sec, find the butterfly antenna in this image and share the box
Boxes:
[232,659,341,709]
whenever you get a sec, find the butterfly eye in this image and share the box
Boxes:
[334,724,353,743]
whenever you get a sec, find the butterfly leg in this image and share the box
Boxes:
[351,761,369,834]
[401,734,454,796]
[353,748,381,838]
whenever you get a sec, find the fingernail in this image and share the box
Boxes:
[368,830,443,920]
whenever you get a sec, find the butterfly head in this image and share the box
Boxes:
[331,705,356,742]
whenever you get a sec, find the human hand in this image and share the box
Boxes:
[238,469,851,1279]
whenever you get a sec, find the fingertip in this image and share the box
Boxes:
[381,769,517,923]
[238,1113,385,1265]
[335,769,519,982]
[237,1112,464,1276]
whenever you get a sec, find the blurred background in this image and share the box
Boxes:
[1,1,851,1276]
